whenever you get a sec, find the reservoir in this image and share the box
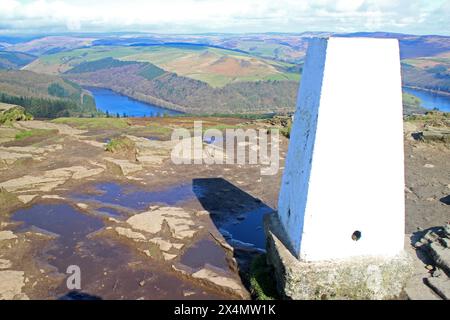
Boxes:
[88,86,450,115]
[403,87,450,112]
[86,87,183,117]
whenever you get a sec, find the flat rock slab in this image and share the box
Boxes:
[16,194,36,204]
[0,166,103,193]
[0,144,62,155]
[172,263,249,299]
[191,266,249,299]
[0,151,33,165]
[112,206,247,297]
[115,227,146,241]
[104,157,143,176]
[126,206,198,240]
[421,128,450,143]
[125,135,175,165]
[113,206,200,263]
[0,259,12,270]
[0,230,17,241]
[13,120,86,136]
[0,270,28,300]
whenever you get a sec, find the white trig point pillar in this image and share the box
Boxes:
[264,37,413,300]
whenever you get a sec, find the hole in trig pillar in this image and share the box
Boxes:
[351,230,362,241]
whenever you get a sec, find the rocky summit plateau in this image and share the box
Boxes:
[0,108,449,300]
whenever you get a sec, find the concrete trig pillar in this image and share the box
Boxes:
[265,37,413,299]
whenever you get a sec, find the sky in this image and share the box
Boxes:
[0,0,449,35]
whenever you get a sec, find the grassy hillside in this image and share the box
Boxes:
[25,45,300,87]
[0,70,98,118]
[402,55,450,92]
[402,92,427,114]
[22,44,300,114]
[65,62,298,113]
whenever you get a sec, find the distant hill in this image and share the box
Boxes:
[0,70,98,118]
[0,51,36,70]
[24,44,300,87]
[5,36,95,56]
[2,32,449,114]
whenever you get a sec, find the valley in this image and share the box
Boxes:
[0,32,449,117]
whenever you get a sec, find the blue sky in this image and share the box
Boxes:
[0,0,449,35]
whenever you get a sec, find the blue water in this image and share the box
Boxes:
[86,87,182,117]
[403,87,450,112]
[73,182,202,210]
[223,207,274,249]
[12,203,104,243]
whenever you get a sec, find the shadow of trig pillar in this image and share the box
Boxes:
[265,37,413,299]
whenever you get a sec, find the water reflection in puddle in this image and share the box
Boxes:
[13,203,104,246]
[74,182,200,210]
[222,207,273,249]
[11,202,226,299]
[192,178,273,250]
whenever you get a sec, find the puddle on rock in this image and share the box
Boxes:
[12,202,227,299]
[192,178,274,249]
[221,207,273,249]
[74,182,201,210]
[13,203,104,246]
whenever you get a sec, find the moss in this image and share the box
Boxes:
[0,105,33,125]
[249,254,279,300]
[14,130,34,140]
[105,136,136,154]
[280,122,291,138]
[14,129,51,141]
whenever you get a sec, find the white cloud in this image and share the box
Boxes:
[0,0,448,35]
